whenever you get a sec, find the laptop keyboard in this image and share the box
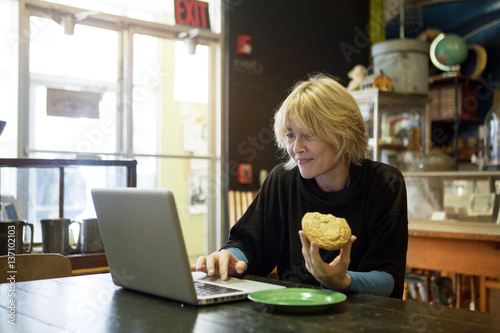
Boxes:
[194,281,243,296]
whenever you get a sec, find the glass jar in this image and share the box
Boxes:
[484,104,500,170]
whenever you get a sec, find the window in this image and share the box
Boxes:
[0,0,18,157]
[1,0,222,262]
[29,17,119,155]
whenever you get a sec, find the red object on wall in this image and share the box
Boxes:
[238,164,253,184]
[237,35,252,56]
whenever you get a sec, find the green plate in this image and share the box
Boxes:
[248,288,346,313]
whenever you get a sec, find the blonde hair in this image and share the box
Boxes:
[274,73,369,169]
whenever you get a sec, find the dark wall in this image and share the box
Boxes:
[225,0,370,190]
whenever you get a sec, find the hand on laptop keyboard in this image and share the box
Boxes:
[191,249,247,281]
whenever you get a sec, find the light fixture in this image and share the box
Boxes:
[61,14,76,35]
[178,28,200,55]
[51,10,99,35]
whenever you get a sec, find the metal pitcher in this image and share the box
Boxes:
[0,220,34,255]
[40,218,81,254]
[81,218,104,253]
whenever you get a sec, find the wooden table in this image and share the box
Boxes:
[407,228,500,312]
[1,273,500,332]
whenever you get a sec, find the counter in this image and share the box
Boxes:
[407,221,500,312]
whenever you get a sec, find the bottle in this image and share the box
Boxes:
[471,125,484,171]
[484,104,500,170]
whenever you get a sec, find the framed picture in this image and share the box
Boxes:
[0,195,21,220]
[468,193,495,217]
[188,171,208,214]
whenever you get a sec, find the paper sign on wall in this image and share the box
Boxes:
[47,88,100,119]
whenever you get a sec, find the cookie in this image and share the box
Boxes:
[301,212,352,250]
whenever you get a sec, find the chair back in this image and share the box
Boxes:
[0,253,72,283]
[227,190,278,279]
[227,190,258,228]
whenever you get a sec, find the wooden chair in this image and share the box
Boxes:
[403,270,454,306]
[455,274,480,311]
[0,253,72,283]
[227,190,258,229]
[480,276,500,312]
[227,190,279,279]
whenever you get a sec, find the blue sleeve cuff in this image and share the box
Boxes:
[321,271,394,297]
[226,247,249,264]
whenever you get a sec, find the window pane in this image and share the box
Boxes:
[0,0,17,157]
[30,17,117,81]
[136,156,208,262]
[29,17,119,155]
[132,34,160,155]
[132,34,212,260]
[174,41,209,104]
[32,86,118,154]
[133,36,209,157]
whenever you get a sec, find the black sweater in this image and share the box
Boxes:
[223,159,408,298]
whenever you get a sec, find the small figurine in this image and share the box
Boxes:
[347,64,366,90]
[373,70,392,92]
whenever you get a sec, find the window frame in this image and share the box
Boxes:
[17,0,226,253]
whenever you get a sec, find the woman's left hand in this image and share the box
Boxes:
[298,230,357,290]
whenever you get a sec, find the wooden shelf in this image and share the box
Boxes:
[68,252,108,271]
[378,144,407,151]
[429,73,485,122]
[431,117,484,125]
[428,73,483,85]
[72,266,109,276]
[408,229,500,243]
[31,245,109,275]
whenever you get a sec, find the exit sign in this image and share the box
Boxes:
[175,0,211,30]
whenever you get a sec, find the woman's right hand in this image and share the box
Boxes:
[190,249,247,281]
[299,230,356,290]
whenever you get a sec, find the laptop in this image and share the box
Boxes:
[91,187,285,305]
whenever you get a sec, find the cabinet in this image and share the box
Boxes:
[428,74,486,165]
[350,89,431,168]
[404,170,500,313]
[0,158,137,241]
[404,170,500,226]
[429,74,484,122]
[0,158,137,275]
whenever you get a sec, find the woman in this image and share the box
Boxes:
[192,73,408,298]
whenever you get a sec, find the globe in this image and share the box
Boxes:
[430,33,468,71]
